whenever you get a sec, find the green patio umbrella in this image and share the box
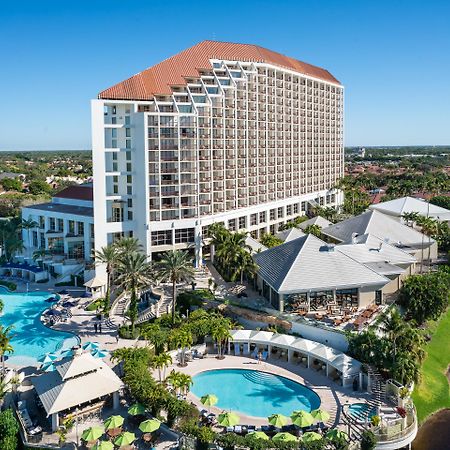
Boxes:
[326,429,349,442]
[81,426,104,442]
[128,403,146,416]
[301,432,322,444]
[290,410,314,428]
[113,431,136,447]
[268,413,289,428]
[247,431,270,441]
[217,411,240,427]
[311,408,330,423]
[104,415,124,430]
[200,394,218,407]
[272,432,297,443]
[92,441,114,450]
[139,419,161,433]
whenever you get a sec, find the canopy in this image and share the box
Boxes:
[139,419,161,433]
[81,426,104,442]
[272,432,297,443]
[128,403,146,416]
[218,412,240,427]
[104,415,124,430]
[84,276,107,288]
[200,394,218,407]
[302,432,322,443]
[291,410,313,428]
[268,414,289,428]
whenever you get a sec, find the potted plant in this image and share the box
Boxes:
[370,415,381,427]
[398,387,410,407]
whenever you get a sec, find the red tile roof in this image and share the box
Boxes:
[54,184,93,201]
[99,40,340,100]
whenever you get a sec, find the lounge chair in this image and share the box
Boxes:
[261,351,268,360]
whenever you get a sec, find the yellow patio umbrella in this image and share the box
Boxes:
[81,426,104,442]
[217,411,240,427]
[311,408,330,423]
[272,432,297,443]
[268,413,289,428]
[290,410,314,428]
[104,415,124,430]
[301,431,322,444]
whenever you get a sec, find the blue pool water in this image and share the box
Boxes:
[348,403,377,420]
[191,368,321,418]
[0,288,79,366]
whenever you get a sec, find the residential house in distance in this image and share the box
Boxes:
[21,184,94,280]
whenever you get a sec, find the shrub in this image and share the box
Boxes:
[0,280,16,291]
[216,432,245,450]
[0,409,19,450]
[360,430,377,450]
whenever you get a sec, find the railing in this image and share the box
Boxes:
[372,406,417,444]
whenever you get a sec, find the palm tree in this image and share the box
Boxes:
[114,237,143,255]
[304,224,322,238]
[0,325,14,371]
[178,373,193,395]
[93,244,118,311]
[379,308,404,365]
[169,328,193,367]
[152,352,172,382]
[20,218,38,256]
[158,250,195,324]
[0,218,22,261]
[211,316,232,359]
[116,253,154,333]
[166,370,193,395]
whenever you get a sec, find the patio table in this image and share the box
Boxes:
[107,427,122,438]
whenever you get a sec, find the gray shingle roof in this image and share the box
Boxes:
[276,227,305,242]
[23,202,93,217]
[298,216,333,230]
[322,210,433,247]
[253,234,388,294]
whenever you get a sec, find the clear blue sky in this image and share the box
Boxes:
[1,0,450,150]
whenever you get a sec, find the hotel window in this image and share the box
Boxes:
[125,116,130,125]
[126,162,132,172]
[127,198,133,208]
[77,222,84,236]
[57,218,64,232]
[277,207,284,218]
[111,128,117,138]
[259,211,267,223]
[270,209,276,221]
[151,230,172,246]
[111,116,117,124]
[112,139,117,148]
[39,216,45,228]
[32,231,38,247]
[301,201,306,211]
[40,233,45,249]
[250,213,258,226]
[68,220,75,234]
[127,185,132,195]
[126,151,132,161]
[126,140,131,149]
[112,153,117,161]
[49,217,56,231]
[112,106,116,114]
[126,128,131,138]
[228,218,236,231]
[286,205,292,216]
[238,216,246,229]
[293,204,299,214]
[127,210,133,220]
[175,228,195,243]
[127,175,132,184]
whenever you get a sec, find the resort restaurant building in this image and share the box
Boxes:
[322,210,437,262]
[31,350,123,431]
[229,330,362,387]
[253,234,389,313]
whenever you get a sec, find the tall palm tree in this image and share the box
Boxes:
[169,328,193,367]
[158,250,195,324]
[93,244,118,310]
[211,316,232,359]
[20,218,38,256]
[114,237,143,255]
[152,352,172,382]
[0,325,14,371]
[380,308,406,366]
[116,253,154,333]
[0,218,21,260]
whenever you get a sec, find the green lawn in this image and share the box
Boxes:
[412,308,450,423]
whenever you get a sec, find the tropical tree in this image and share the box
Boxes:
[20,218,38,256]
[211,316,232,359]
[92,244,118,311]
[114,237,143,255]
[158,250,195,324]
[401,211,420,227]
[304,224,322,237]
[152,352,172,382]
[140,323,169,354]
[0,218,22,260]
[169,328,193,366]
[0,325,14,371]
[116,252,154,333]
[0,408,19,450]
[260,233,283,248]
[379,308,404,364]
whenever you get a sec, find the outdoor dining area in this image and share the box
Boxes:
[228,330,362,388]
[193,398,349,448]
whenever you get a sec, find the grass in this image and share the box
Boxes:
[412,308,450,423]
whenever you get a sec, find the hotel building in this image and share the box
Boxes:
[91,41,344,267]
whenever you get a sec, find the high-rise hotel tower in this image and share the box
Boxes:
[92,41,343,266]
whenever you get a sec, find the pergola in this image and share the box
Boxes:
[228,330,361,387]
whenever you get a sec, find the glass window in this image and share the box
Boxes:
[259,211,267,223]
[238,216,246,229]
[126,151,132,161]
[77,222,84,235]
[125,139,131,149]
[250,213,258,226]
[175,228,195,244]
[125,116,131,125]
[270,209,276,221]
[228,218,236,231]
[151,230,172,246]
[68,220,75,234]
[49,217,56,231]
[126,128,131,138]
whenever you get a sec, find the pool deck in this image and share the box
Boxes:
[168,355,371,429]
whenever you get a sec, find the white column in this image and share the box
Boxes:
[194,224,202,268]
[244,342,250,355]
[51,413,59,432]
[287,349,293,363]
[307,355,311,368]
[113,391,120,409]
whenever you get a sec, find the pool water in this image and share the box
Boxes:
[0,288,79,366]
[191,368,321,418]
[348,403,377,420]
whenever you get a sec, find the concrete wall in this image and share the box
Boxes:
[359,287,377,309]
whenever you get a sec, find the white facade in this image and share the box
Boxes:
[92,55,344,269]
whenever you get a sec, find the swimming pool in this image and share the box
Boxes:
[0,288,79,366]
[348,403,377,422]
[191,368,321,418]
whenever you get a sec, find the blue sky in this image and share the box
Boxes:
[1,0,449,150]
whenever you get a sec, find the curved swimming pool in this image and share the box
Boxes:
[191,368,321,418]
[0,288,79,366]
